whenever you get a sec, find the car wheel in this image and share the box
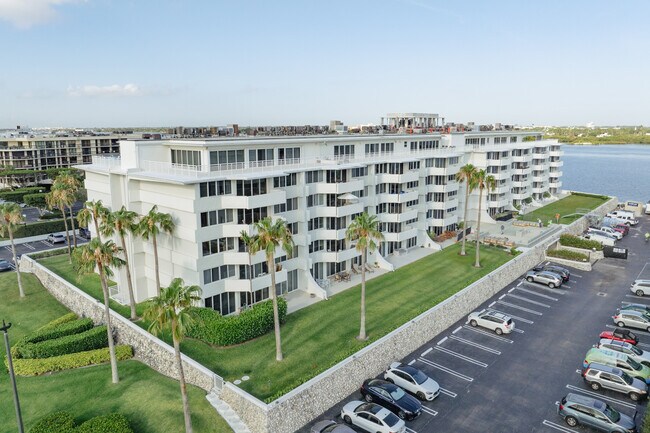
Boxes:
[589,381,601,391]
[548,282,556,289]
[637,290,645,297]
[495,328,503,335]
[617,321,625,328]
[565,416,578,427]
[343,415,352,424]
[470,319,478,327]
[526,276,534,282]
[364,394,373,403]
[397,410,406,420]
[629,392,641,401]
[385,378,394,384]
[417,391,426,400]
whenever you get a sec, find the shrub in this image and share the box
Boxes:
[524,197,533,204]
[187,298,288,346]
[559,234,603,251]
[76,414,133,433]
[37,313,78,332]
[31,247,68,260]
[571,192,609,200]
[547,249,589,262]
[13,219,68,238]
[0,186,44,203]
[19,326,108,359]
[12,345,133,376]
[20,318,94,347]
[29,411,75,433]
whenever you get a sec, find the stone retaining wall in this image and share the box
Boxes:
[20,256,221,392]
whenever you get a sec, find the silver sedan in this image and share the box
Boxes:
[525,270,563,288]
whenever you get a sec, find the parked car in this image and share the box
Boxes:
[583,232,616,247]
[606,212,638,226]
[467,309,515,335]
[598,339,650,367]
[310,420,356,433]
[360,379,422,420]
[557,393,637,432]
[588,227,623,240]
[0,259,12,272]
[613,310,650,332]
[79,227,91,239]
[525,270,563,288]
[340,401,406,433]
[531,264,570,282]
[599,328,639,346]
[583,362,648,401]
[599,225,625,239]
[584,348,650,384]
[619,304,650,316]
[384,362,440,401]
[47,233,66,244]
[630,280,650,297]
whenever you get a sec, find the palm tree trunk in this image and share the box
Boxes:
[93,218,102,243]
[460,183,470,256]
[60,205,72,262]
[120,233,138,320]
[9,229,24,298]
[153,234,161,296]
[358,249,367,340]
[172,330,193,433]
[68,206,77,248]
[474,188,483,268]
[98,263,119,384]
[269,256,283,361]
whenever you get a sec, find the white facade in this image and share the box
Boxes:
[80,129,561,316]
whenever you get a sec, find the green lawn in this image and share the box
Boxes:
[520,193,609,225]
[0,271,232,433]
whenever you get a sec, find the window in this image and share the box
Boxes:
[273,173,297,188]
[203,264,236,284]
[204,291,237,316]
[236,179,268,196]
[200,211,217,227]
[249,148,274,165]
[278,147,301,164]
[171,149,202,167]
[334,145,354,158]
[202,237,235,256]
[199,181,231,197]
[351,167,368,177]
[365,142,394,154]
[306,170,323,184]
[408,161,420,171]
[210,150,244,168]
[237,207,268,224]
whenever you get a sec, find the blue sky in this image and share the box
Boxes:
[0,0,648,128]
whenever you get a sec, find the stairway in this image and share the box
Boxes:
[206,389,252,433]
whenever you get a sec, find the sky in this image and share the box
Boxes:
[0,0,649,128]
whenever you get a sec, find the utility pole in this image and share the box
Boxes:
[1,320,24,433]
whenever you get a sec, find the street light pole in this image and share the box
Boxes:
[1,320,24,433]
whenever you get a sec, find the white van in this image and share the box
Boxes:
[645,201,650,215]
[583,232,616,246]
[611,210,635,218]
[606,212,638,226]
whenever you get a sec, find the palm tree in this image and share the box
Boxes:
[138,205,175,296]
[77,200,109,244]
[345,213,384,341]
[0,203,25,297]
[143,278,201,433]
[239,230,256,310]
[102,206,140,320]
[73,238,125,384]
[456,164,477,256]
[46,188,72,262]
[246,216,293,361]
[55,173,82,248]
[473,170,497,268]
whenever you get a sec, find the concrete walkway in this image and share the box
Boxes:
[206,391,251,433]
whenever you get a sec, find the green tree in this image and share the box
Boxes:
[456,163,477,256]
[346,213,384,340]
[244,216,293,361]
[0,202,25,297]
[73,238,125,383]
[138,205,175,296]
[77,200,109,243]
[46,188,72,262]
[143,278,201,433]
[23,193,48,215]
[102,206,140,320]
[473,170,496,268]
[55,173,82,248]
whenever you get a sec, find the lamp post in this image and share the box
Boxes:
[1,320,24,433]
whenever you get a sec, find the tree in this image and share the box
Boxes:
[143,278,201,433]
[77,200,109,243]
[23,193,48,216]
[46,188,72,262]
[138,205,175,296]
[102,206,140,320]
[456,164,477,256]
[239,230,256,310]
[473,170,496,268]
[54,173,82,248]
[73,238,125,384]
[0,203,25,297]
[345,213,384,340]
[244,216,293,361]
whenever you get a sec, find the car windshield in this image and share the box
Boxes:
[390,386,406,400]
[621,371,634,385]
[627,357,642,370]
[383,412,399,427]
[630,345,643,356]
[411,369,428,385]
[604,405,620,423]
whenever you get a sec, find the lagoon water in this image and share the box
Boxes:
[560,144,650,202]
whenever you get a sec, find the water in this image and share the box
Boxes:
[561,144,650,202]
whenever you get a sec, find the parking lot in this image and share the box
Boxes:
[301,215,650,433]
[0,233,87,270]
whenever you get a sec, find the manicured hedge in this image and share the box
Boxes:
[0,187,44,203]
[546,249,589,262]
[571,192,610,200]
[13,219,68,238]
[18,326,108,359]
[559,234,603,251]
[12,345,133,376]
[30,247,68,259]
[188,298,287,346]
[29,411,75,433]
[19,318,94,346]
[29,411,134,433]
[38,313,78,331]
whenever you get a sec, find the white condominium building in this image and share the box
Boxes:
[80,115,561,316]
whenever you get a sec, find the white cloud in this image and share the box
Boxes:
[0,0,85,29]
[67,83,142,97]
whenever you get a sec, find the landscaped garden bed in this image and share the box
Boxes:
[519,192,609,225]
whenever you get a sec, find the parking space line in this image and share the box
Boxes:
[637,263,650,280]
[621,300,650,307]
[405,427,419,433]
[571,273,583,278]
[511,328,524,334]
[565,384,636,410]
[461,325,514,343]
[3,246,11,252]
[598,262,626,270]
[433,346,488,367]
[488,301,496,308]
[437,337,448,345]
[498,294,505,300]
[605,324,650,336]
[422,348,433,357]
[41,241,53,247]
[417,358,473,382]
[439,387,457,398]
[420,406,437,416]
[23,243,35,250]
[562,284,572,289]
[408,360,416,366]
[625,294,648,301]
[508,287,515,293]
[452,326,462,334]
[542,420,575,433]
[496,300,543,316]
[522,281,567,295]
[514,286,559,301]
[517,281,523,287]
[488,309,533,324]
[506,293,551,308]
[448,335,501,354]
[638,342,650,350]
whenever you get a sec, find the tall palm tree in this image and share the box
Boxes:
[345,213,384,341]
[456,163,477,256]
[246,216,293,361]
[78,200,109,244]
[46,188,72,262]
[55,173,82,248]
[102,206,140,320]
[473,170,497,268]
[144,278,201,433]
[138,205,175,296]
[73,238,125,384]
[0,202,25,297]
[239,230,255,310]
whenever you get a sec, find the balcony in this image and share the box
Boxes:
[377,209,419,223]
[549,180,563,189]
[428,215,457,228]
[493,184,509,194]
[308,201,364,218]
[549,149,564,157]
[512,167,531,176]
[376,190,418,204]
[488,198,510,208]
[311,247,360,264]
[308,228,348,241]
[382,227,418,243]
[512,191,530,200]
[532,163,548,171]
[308,179,364,195]
[549,160,564,167]
[512,154,531,163]
[224,268,288,292]
[549,171,563,178]
[220,190,286,210]
[375,171,419,184]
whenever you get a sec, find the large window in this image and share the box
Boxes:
[199,181,231,197]
[273,173,297,188]
[171,149,202,166]
[334,145,354,158]
[203,264,236,285]
[236,179,268,196]
[210,150,245,168]
[237,207,268,224]
[249,148,274,166]
[200,209,233,227]
[204,291,237,316]
[278,147,301,164]
[202,237,236,256]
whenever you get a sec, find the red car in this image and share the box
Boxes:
[611,224,630,236]
[599,328,639,345]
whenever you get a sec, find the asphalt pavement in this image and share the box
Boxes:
[0,233,88,270]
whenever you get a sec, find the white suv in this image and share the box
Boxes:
[631,280,650,297]
[467,309,514,335]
